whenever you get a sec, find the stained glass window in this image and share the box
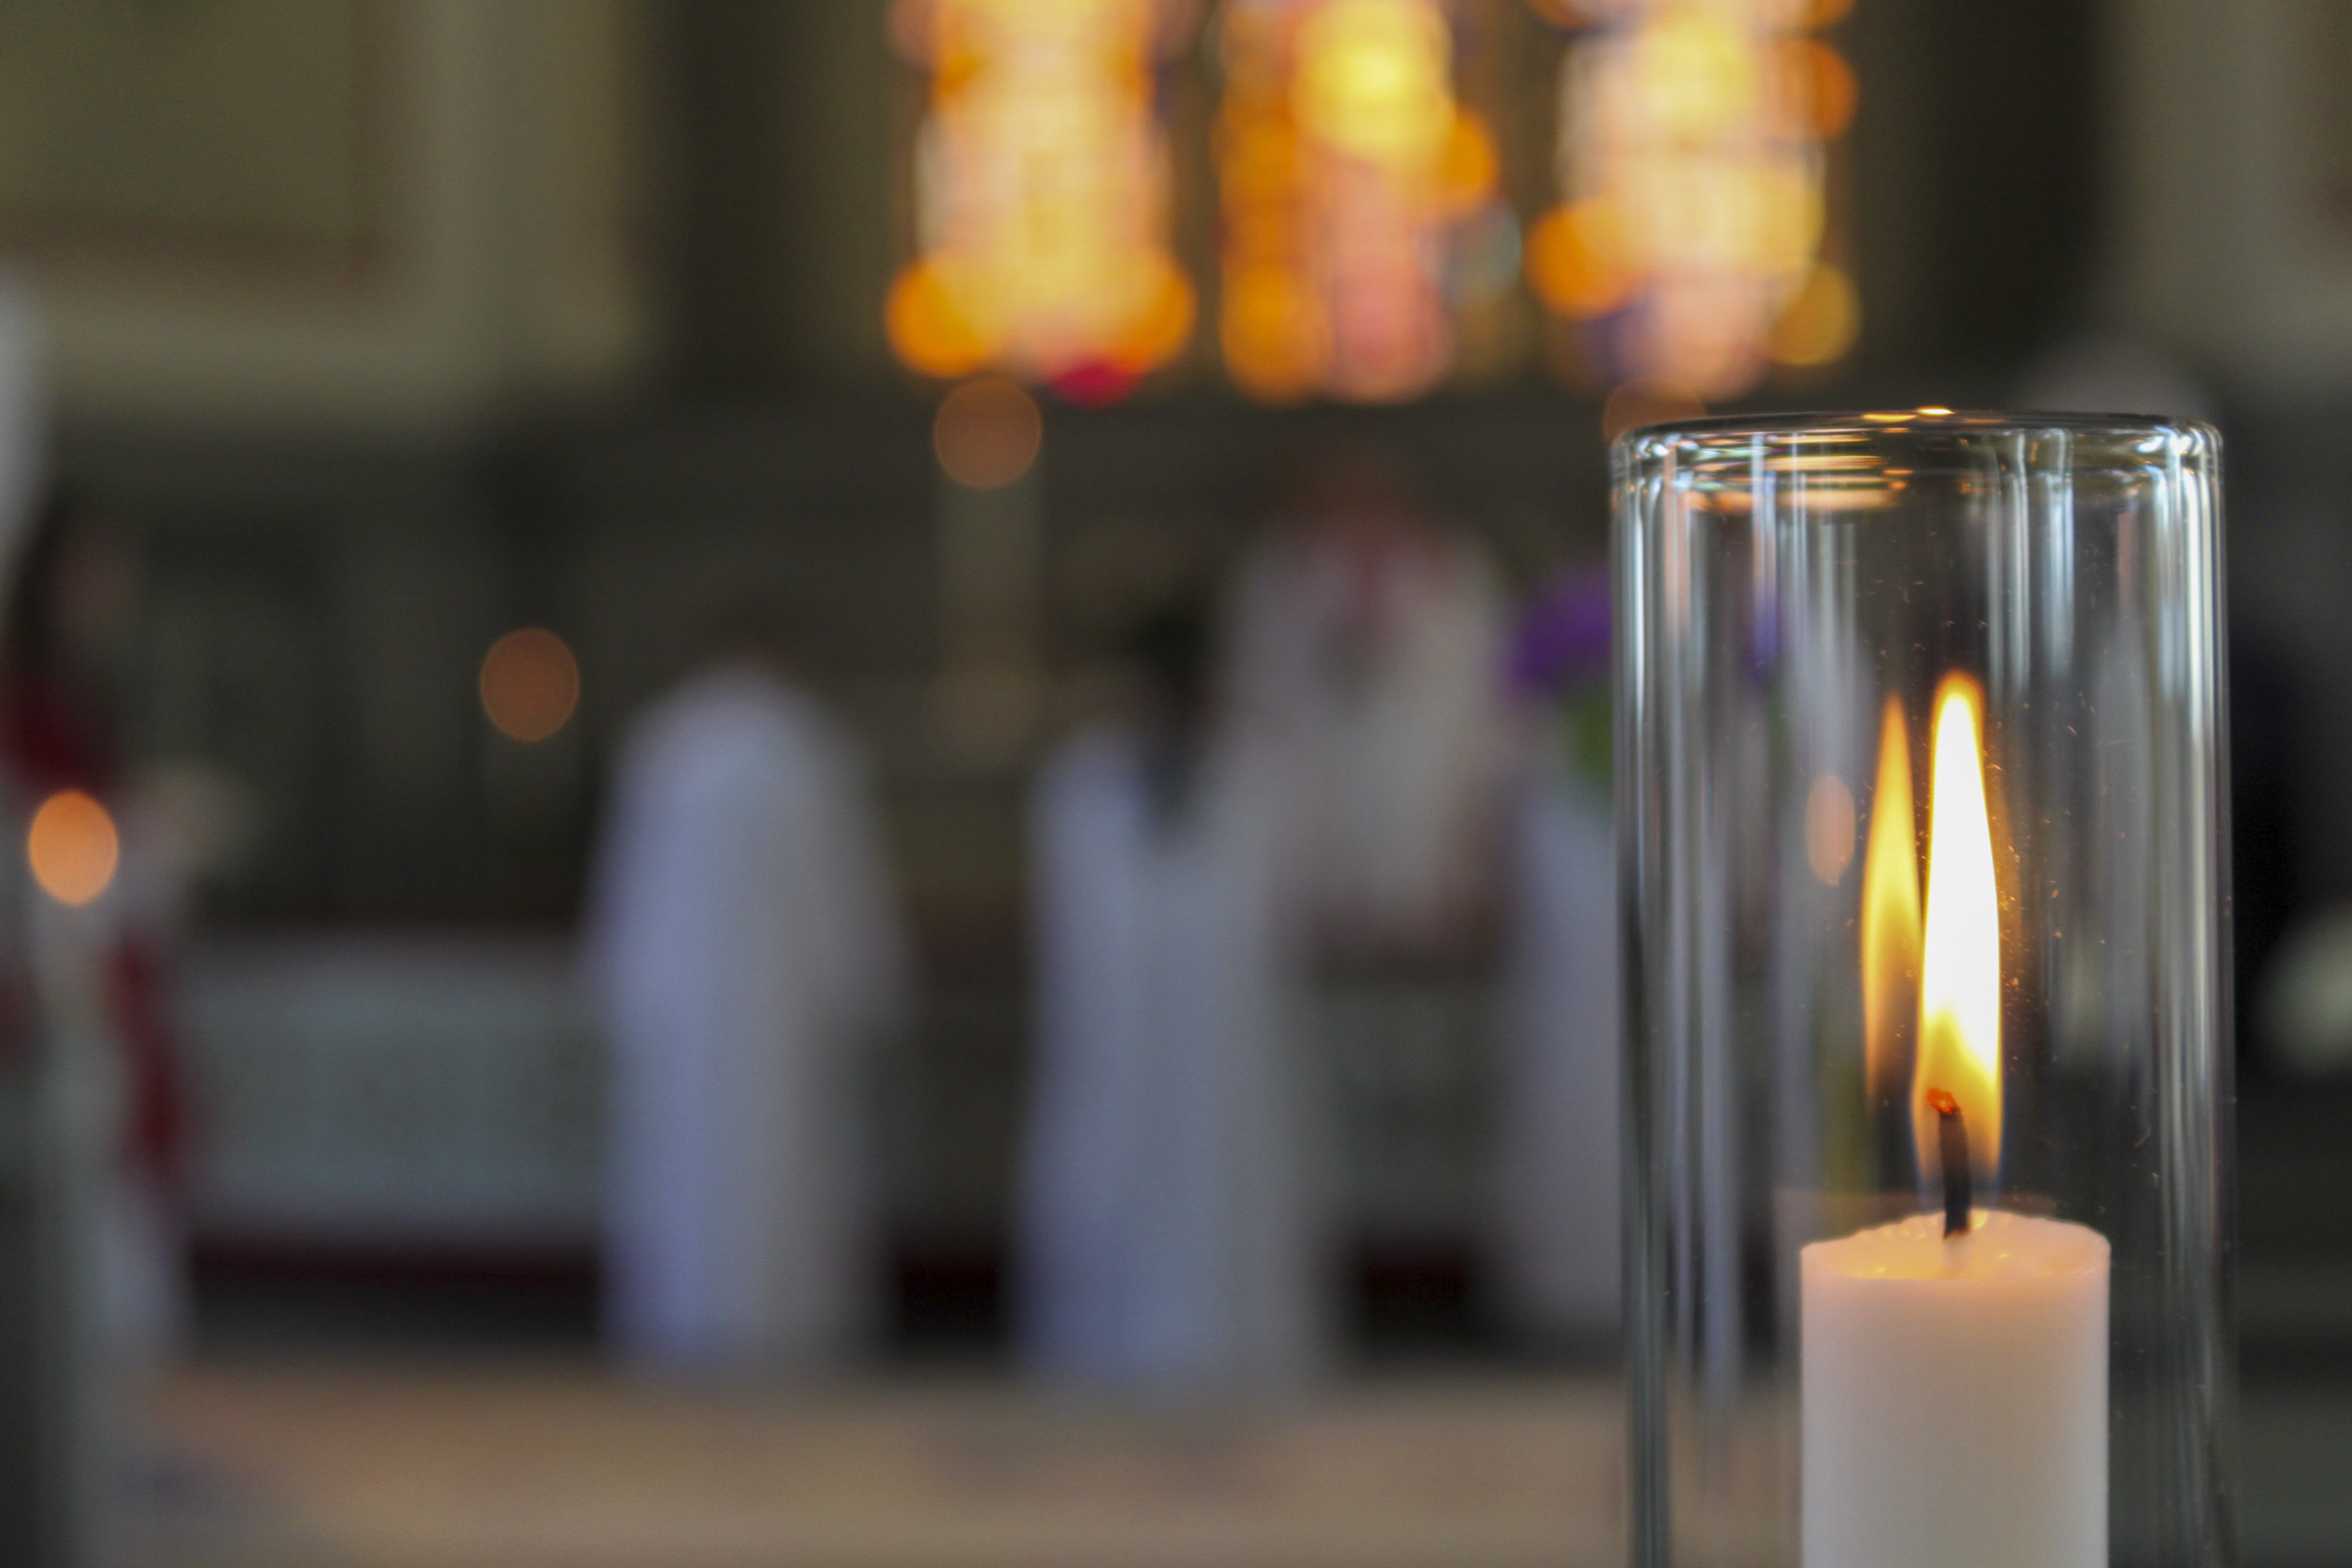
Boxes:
[1525,0,1857,398]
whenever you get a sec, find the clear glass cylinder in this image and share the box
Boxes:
[1616,413,2232,1568]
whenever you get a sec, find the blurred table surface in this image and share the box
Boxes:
[127,1364,1625,1568]
[118,1358,2352,1568]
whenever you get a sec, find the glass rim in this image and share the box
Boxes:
[1616,407,2218,448]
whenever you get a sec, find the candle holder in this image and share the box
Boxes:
[1618,413,2232,1568]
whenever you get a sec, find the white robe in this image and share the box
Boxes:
[1018,726,1329,1393]
[1226,526,1512,951]
[586,665,906,1374]
[1492,764,1621,1342]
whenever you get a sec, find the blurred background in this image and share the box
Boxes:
[0,1,2344,1565]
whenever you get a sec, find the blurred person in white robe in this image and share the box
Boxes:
[1490,570,1620,1345]
[586,608,908,1376]
[1019,603,1332,1393]
[1225,449,1512,958]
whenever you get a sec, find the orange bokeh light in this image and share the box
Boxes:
[934,376,1045,488]
[28,788,118,907]
[1106,257,1198,374]
[1786,37,1859,139]
[887,262,996,380]
[480,628,581,744]
[1438,111,1501,217]
[1527,204,1638,319]
[1220,264,1328,403]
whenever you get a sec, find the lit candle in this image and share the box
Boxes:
[1801,678,2110,1568]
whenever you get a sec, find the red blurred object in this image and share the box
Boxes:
[113,936,187,1190]
[1050,360,1142,407]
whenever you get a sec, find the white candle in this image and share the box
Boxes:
[1801,1209,2108,1568]
[1807,678,2111,1567]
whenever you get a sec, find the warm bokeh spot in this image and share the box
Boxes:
[480,627,581,743]
[1769,261,1861,368]
[934,376,1044,489]
[28,788,118,907]
[1805,772,1856,885]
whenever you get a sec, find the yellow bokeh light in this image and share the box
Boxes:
[1770,261,1860,367]
[1293,0,1455,169]
[481,628,581,744]
[28,789,118,907]
[1632,9,1760,141]
[1751,160,1827,275]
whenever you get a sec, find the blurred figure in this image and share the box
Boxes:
[1226,448,1511,958]
[586,607,908,1377]
[1018,602,1332,1393]
[2,493,191,1366]
[1490,570,1620,1346]
[0,283,105,1568]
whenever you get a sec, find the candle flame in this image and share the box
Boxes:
[1914,675,2001,1187]
[1860,697,1919,1099]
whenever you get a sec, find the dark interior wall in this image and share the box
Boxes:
[61,391,1612,930]
[1847,0,2105,378]
[656,1,801,391]
[658,0,902,394]
[1839,0,2118,396]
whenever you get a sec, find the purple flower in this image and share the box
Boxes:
[1508,566,1612,698]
